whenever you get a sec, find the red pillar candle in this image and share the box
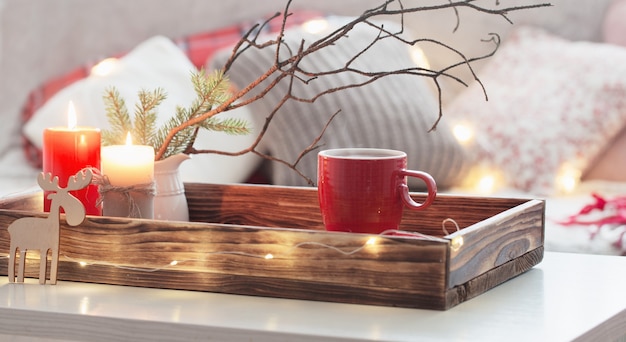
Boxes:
[42,102,101,215]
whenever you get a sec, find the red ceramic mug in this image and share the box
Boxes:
[317,148,437,234]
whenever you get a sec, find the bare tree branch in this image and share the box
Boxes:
[156,0,552,184]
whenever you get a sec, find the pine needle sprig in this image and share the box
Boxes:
[190,69,232,116]
[102,68,250,161]
[133,88,166,146]
[152,68,250,159]
[153,106,198,158]
[200,117,251,135]
[102,87,132,145]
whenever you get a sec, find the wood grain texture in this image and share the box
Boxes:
[0,189,42,212]
[445,247,544,309]
[0,210,450,309]
[447,199,545,287]
[0,183,544,310]
[185,183,532,236]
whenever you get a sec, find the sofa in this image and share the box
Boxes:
[2,0,626,255]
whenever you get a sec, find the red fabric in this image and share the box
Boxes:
[21,11,323,170]
[558,193,626,251]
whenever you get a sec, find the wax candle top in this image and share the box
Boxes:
[101,133,155,187]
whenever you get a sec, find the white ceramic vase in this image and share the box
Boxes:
[153,153,190,221]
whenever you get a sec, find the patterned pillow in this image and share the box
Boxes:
[445,26,626,196]
[209,17,471,190]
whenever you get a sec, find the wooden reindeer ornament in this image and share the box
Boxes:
[7,169,93,284]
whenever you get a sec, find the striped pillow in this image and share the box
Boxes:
[210,17,471,190]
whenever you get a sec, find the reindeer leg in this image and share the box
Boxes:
[17,250,26,282]
[39,249,48,285]
[50,248,59,285]
[8,245,16,283]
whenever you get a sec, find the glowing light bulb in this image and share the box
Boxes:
[366,237,377,245]
[302,19,329,34]
[556,163,581,194]
[264,253,274,260]
[450,236,464,252]
[462,163,504,195]
[79,261,87,267]
[477,174,496,194]
[409,45,431,69]
[452,123,474,145]
[91,58,118,76]
[560,175,577,193]
[169,260,178,266]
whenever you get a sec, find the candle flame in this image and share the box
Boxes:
[125,132,133,146]
[67,101,77,129]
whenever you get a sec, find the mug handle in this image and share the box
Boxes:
[398,170,437,211]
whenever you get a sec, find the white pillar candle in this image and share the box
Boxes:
[101,134,154,187]
[101,133,155,218]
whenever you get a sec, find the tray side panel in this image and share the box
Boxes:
[445,246,544,309]
[0,210,451,310]
[186,183,326,230]
[185,183,530,238]
[0,190,42,212]
[447,199,545,287]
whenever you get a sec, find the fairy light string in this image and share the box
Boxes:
[1,219,463,273]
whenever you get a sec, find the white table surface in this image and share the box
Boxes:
[0,251,624,342]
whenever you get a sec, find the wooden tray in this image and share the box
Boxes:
[0,183,544,310]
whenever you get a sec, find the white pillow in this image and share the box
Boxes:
[23,36,261,184]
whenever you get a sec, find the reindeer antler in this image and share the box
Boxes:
[38,173,61,192]
[67,169,93,191]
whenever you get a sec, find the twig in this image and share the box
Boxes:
[158,0,552,179]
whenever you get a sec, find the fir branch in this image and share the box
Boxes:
[190,69,231,116]
[133,88,166,146]
[199,117,251,135]
[102,87,132,145]
[153,107,198,158]
[102,68,248,160]
[152,68,249,160]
